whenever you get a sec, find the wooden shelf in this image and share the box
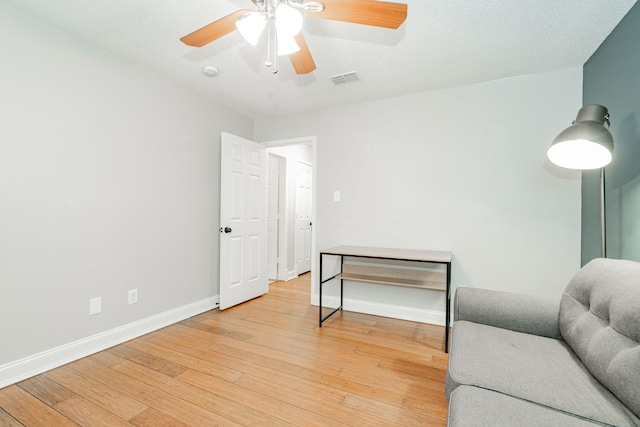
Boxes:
[337,272,446,291]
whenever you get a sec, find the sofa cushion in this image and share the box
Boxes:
[454,287,561,339]
[560,258,640,418]
[447,320,640,427]
[447,386,603,427]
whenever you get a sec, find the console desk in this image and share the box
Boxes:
[319,246,453,352]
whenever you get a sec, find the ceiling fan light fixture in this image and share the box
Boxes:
[236,11,267,46]
[275,4,303,37]
[276,34,300,56]
[181,0,408,75]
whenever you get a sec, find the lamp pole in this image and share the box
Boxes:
[600,168,607,258]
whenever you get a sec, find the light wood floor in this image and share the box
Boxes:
[0,273,449,426]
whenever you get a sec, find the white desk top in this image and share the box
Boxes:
[320,245,452,263]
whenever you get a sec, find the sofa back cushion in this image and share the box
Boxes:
[560,258,640,418]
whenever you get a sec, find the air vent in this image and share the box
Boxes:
[329,71,361,85]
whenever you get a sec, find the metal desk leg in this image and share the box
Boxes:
[319,253,344,327]
[340,255,344,309]
[319,253,323,328]
[445,262,451,353]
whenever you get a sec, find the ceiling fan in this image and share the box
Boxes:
[180,0,408,75]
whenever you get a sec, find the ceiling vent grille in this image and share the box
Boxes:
[329,72,361,85]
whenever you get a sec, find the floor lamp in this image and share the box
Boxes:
[547,104,614,258]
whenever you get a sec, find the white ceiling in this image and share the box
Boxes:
[4,0,636,119]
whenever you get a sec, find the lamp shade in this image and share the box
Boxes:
[547,105,613,170]
[276,34,300,55]
[275,4,303,56]
[236,11,267,46]
[275,4,303,37]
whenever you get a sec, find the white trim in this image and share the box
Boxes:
[0,296,219,389]
[311,294,450,326]
[284,268,299,281]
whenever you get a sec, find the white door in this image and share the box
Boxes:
[267,154,281,281]
[295,161,312,275]
[219,132,268,310]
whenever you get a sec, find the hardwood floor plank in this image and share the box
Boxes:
[44,365,148,420]
[0,407,24,427]
[53,396,131,427]
[0,385,77,427]
[122,339,244,383]
[128,408,190,427]
[89,349,128,367]
[107,344,188,378]
[17,374,75,407]
[178,318,254,342]
[378,356,447,382]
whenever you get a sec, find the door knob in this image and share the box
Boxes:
[220,227,232,233]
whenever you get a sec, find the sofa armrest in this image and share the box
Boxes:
[454,287,562,339]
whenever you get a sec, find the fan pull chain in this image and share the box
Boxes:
[265,0,278,73]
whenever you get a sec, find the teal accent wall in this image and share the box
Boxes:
[582,2,640,264]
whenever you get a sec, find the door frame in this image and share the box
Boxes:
[262,136,317,304]
[267,152,285,281]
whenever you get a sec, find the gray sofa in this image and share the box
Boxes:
[446,258,640,426]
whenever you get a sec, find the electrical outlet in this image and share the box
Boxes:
[89,297,102,315]
[128,289,138,305]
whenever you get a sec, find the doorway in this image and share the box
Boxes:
[264,137,316,303]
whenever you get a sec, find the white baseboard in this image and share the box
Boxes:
[285,268,298,281]
[312,294,450,326]
[0,296,219,389]
[278,268,299,282]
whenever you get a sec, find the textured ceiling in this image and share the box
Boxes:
[3,0,636,119]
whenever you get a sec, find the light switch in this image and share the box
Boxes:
[333,191,341,202]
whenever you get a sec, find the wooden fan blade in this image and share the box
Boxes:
[289,33,316,74]
[180,9,251,47]
[307,0,407,29]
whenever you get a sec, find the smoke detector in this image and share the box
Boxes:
[202,66,219,77]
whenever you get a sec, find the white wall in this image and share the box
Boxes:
[0,2,252,381]
[255,68,584,324]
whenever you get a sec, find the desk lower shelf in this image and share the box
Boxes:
[337,273,446,291]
